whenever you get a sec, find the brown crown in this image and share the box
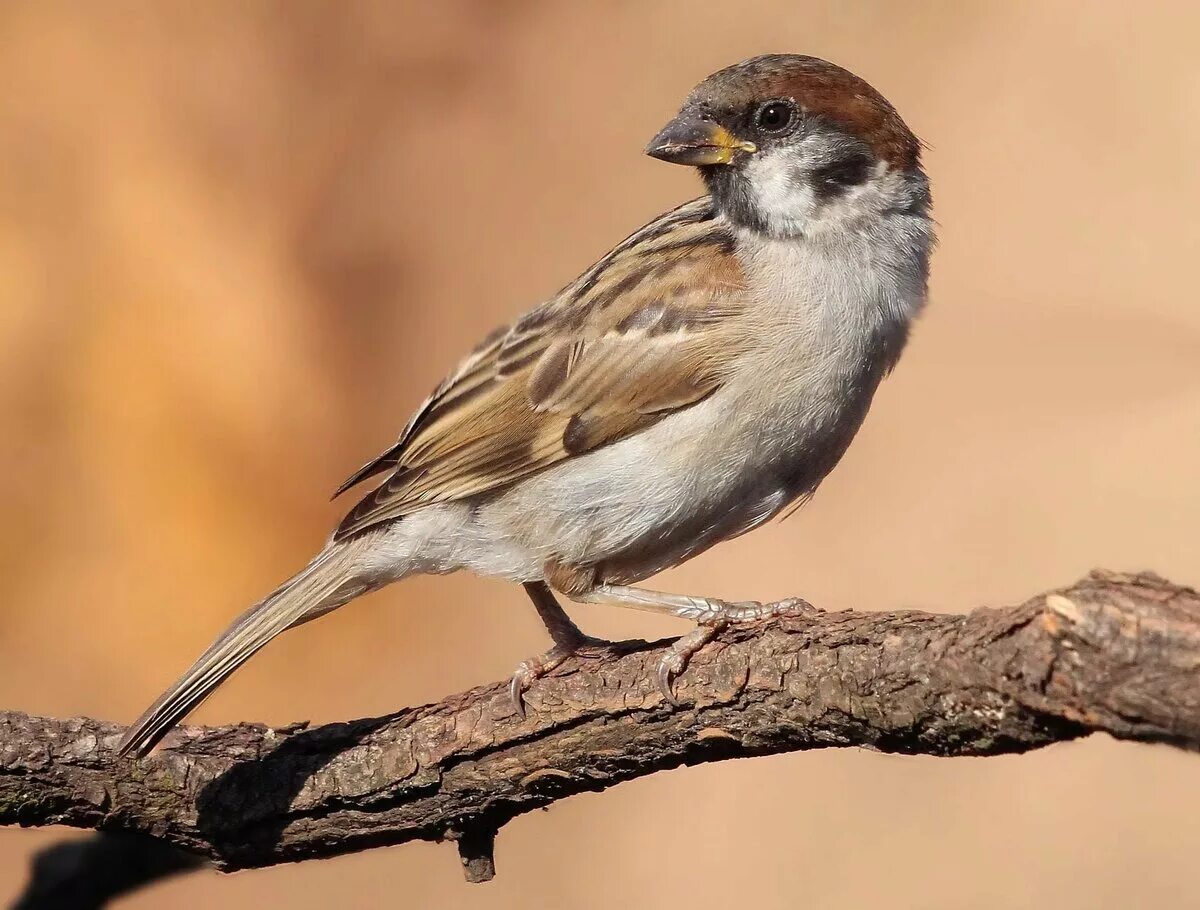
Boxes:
[689,54,921,170]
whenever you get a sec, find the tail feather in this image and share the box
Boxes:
[117,544,370,758]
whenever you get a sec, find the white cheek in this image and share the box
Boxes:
[744,148,819,236]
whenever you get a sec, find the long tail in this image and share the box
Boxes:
[117,542,375,758]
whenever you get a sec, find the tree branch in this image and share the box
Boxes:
[3,570,1198,885]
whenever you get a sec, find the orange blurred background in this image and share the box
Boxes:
[3,2,1199,907]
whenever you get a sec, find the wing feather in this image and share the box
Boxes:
[333,198,751,540]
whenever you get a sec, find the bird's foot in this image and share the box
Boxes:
[656,597,814,704]
[508,634,637,718]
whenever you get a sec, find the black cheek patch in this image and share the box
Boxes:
[812,151,873,202]
[701,167,770,234]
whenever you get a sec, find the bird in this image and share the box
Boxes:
[118,54,934,758]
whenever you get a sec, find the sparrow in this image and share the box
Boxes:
[119,54,934,758]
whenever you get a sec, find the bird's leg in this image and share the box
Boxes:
[569,584,814,703]
[509,582,632,717]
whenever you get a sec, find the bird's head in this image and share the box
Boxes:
[647,54,929,239]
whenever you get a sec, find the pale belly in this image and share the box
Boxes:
[457,350,884,585]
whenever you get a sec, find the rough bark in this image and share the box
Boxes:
[3,570,1198,891]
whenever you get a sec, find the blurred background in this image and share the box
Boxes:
[2,1,1199,907]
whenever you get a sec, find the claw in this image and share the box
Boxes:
[656,651,686,705]
[508,662,535,719]
[655,623,722,705]
[508,637,633,718]
[508,650,568,719]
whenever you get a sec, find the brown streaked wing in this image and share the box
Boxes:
[330,324,508,498]
[334,198,749,540]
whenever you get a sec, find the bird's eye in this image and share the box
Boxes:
[755,100,794,133]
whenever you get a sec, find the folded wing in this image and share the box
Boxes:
[334,198,749,540]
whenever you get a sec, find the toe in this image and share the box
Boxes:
[772,597,816,618]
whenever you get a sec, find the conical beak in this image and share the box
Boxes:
[645,109,756,166]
